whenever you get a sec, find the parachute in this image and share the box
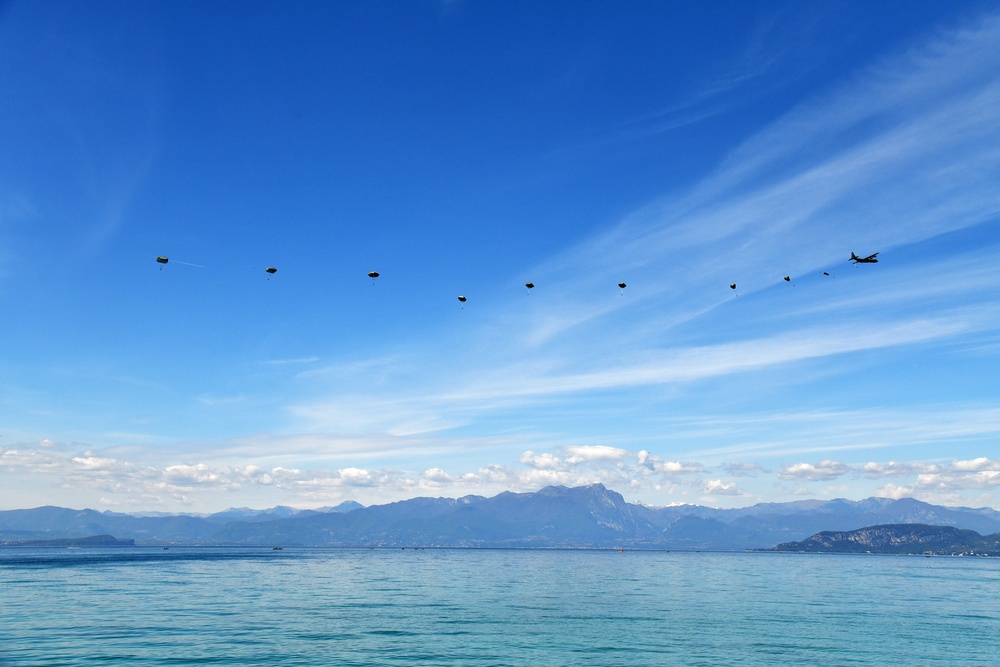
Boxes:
[783,276,790,282]
[156,256,169,265]
[730,283,737,290]
[457,295,467,303]
[525,282,534,292]
[368,271,379,279]
[265,267,277,275]
[618,282,626,289]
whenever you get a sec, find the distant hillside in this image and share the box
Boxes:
[2,485,999,549]
[772,524,1000,556]
[0,534,135,547]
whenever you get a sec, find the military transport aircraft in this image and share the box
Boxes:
[850,251,879,264]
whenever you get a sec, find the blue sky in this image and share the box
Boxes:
[2,0,999,513]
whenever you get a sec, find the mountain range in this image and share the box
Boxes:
[2,484,999,550]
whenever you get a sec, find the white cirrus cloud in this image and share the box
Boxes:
[519,451,563,470]
[163,463,225,485]
[422,467,453,484]
[951,457,1000,472]
[862,461,938,478]
[876,464,1000,506]
[637,451,706,475]
[332,467,377,487]
[564,445,628,464]
[703,479,742,496]
[778,460,850,481]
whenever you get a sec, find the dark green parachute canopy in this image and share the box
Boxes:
[156,256,169,264]
[618,282,626,289]
[730,283,737,290]
[265,267,277,274]
[457,295,467,303]
[783,276,791,282]
[525,282,534,290]
[368,271,379,279]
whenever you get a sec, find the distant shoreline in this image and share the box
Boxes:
[3,542,997,558]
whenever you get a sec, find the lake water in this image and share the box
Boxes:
[1,548,998,666]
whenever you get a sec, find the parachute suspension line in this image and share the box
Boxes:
[155,256,203,269]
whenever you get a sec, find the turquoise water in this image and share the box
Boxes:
[1,548,998,666]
